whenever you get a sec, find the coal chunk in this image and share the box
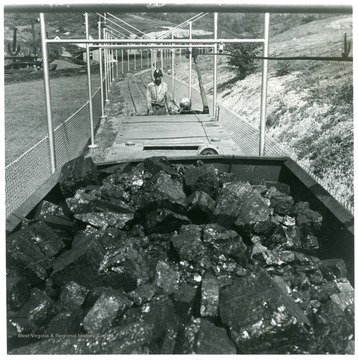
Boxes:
[44,310,84,336]
[145,208,190,234]
[266,187,295,215]
[265,225,303,251]
[58,281,89,311]
[219,269,311,354]
[83,289,132,334]
[202,223,247,265]
[296,208,323,236]
[184,164,219,198]
[35,200,65,216]
[59,156,99,198]
[234,190,272,238]
[311,299,354,354]
[186,191,216,223]
[177,318,236,354]
[154,260,180,295]
[128,282,157,306]
[213,182,252,228]
[144,156,178,176]
[200,272,219,319]
[319,258,347,280]
[50,231,106,289]
[10,288,55,334]
[98,240,151,291]
[170,225,207,262]
[7,221,66,282]
[35,214,74,244]
[139,171,187,213]
[330,280,354,311]
[7,276,32,311]
[173,282,198,320]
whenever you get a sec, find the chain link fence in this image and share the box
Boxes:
[5,85,103,217]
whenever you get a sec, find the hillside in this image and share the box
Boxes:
[172,15,353,210]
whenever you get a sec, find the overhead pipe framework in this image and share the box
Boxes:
[26,2,352,169]
[37,12,272,159]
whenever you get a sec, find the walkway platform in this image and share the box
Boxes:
[102,114,245,162]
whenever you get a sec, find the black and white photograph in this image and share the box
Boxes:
[2,0,355,356]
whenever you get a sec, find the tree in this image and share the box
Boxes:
[226,43,261,80]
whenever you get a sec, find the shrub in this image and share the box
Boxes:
[275,60,291,77]
[226,43,261,80]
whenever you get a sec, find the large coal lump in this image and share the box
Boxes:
[219,269,311,354]
[7,222,66,283]
[59,156,99,198]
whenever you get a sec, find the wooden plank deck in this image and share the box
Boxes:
[103,113,245,162]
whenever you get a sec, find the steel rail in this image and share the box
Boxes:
[45,38,265,44]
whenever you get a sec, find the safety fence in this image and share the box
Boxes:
[5,86,103,217]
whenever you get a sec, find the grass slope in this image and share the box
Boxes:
[174,15,353,210]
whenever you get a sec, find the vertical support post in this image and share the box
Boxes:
[213,12,218,120]
[259,13,270,156]
[98,16,106,120]
[134,48,137,70]
[127,49,130,71]
[110,31,114,83]
[103,16,109,102]
[151,48,157,77]
[85,13,97,149]
[140,49,143,68]
[189,21,192,99]
[106,33,111,93]
[121,49,124,73]
[40,13,56,173]
[116,49,119,77]
[160,45,164,72]
[171,31,175,98]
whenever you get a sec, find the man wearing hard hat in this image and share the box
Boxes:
[146,69,176,115]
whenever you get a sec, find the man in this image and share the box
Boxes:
[146,69,175,115]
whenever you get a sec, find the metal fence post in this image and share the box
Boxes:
[85,13,98,149]
[103,15,109,103]
[172,31,175,98]
[213,13,218,120]
[259,13,270,156]
[116,49,119,77]
[160,45,164,72]
[39,13,56,173]
[189,21,192,100]
[121,49,124,73]
[98,16,106,120]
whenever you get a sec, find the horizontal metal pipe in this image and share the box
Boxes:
[91,45,215,50]
[4,2,352,14]
[46,38,265,45]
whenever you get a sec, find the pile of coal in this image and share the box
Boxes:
[7,156,354,354]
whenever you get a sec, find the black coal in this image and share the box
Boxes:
[6,156,354,354]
